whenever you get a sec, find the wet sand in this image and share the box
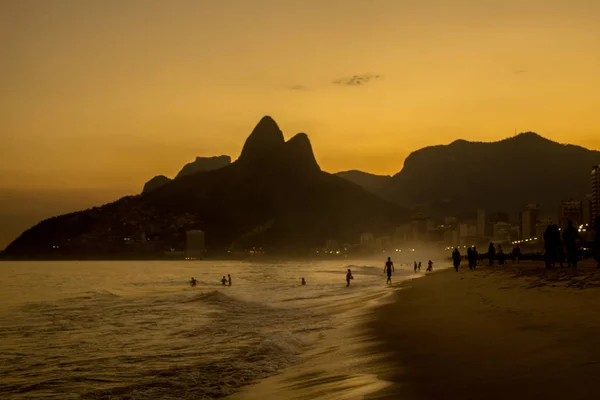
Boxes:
[370,260,600,400]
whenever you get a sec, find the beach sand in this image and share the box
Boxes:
[369,260,600,400]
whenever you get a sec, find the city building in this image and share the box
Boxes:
[477,208,486,238]
[558,199,582,230]
[583,194,593,226]
[593,165,600,221]
[519,204,539,240]
[360,232,374,245]
[493,222,512,242]
[185,230,205,259]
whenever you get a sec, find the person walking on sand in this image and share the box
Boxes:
[227,274,232,286]
[346,269,354,287]
[472,247,479,269]
[427,260,433,272]
[512,244,521,264]
[414,261,418,273]
[467,247,474,270]
[418,261,422,272]
[384,257,395,284]
[562,220,580,268]
[488,242,496,267]
[452,248,461,272]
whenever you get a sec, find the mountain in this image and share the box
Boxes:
[142,156,231,193]
[335,170,392,197]
[2,117,407,259]
[385,132,600,217]
[175,155,231,179]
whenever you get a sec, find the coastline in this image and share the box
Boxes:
[369,261,600,399]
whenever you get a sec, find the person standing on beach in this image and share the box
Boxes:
[498,245,505,266]
[512,244,521,264]
[346,269,354,287]
[414,261,418,273]
[452,248,461,272]
[427,260,433,272]
[384,257,395,284]
[467,247,474,270]
[488,242,496,267]
[473,247,479,269]
[562,220,579,267]
[227,274,232,286]
[418,261,422,272]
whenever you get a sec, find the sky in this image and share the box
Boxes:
[1,0,600,248]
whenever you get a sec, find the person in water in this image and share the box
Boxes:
[190,277,198,287]
[346,269,353,287]
[227,274,232,286]
[221,276,227,285]
[301,278,306,285]
[427,260,433,272]
[384,257,395,284]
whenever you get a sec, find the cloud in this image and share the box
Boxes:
[333,73,382,86]
[290,84,308,91]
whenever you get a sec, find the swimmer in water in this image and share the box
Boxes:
[346,269,353,287]
[190,277,197,287]
[301,278,306,285]
[384,257,395,284]
[221,276,227,285]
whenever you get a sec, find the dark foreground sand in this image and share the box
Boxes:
[370,261,600,400]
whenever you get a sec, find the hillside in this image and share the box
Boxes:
[2,117,407,259]
[142,156,231,193]
[335,170,392,198]
[385,132,600,217]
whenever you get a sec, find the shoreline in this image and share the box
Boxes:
[369,261,600,399]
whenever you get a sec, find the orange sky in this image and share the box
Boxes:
[2,0,600,192]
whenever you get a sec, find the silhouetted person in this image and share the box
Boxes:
[301,278,306,285]
[594,216,600,269]
[414,261,418,273]
[418,261,422,272]
[346,269,353,287]
[452,248,461,272]
[384,257,395,284]
[472,247,479,269]
[427,260,433,272]
[227,274,232,286]
[221,276,227,285]
[190,277,197,287]
[498,245,505,266]
[544,225,562,268]
[488,242,496,266]
[562,220,579,267]
[467,247,473,270]
[512,244,521,264]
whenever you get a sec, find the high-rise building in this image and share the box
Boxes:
[583,194,593,226]
[558,199,582,230]
[186,230,205,259]
[592,165,600,221]
[520,204,539,240]
[477,208,486,238]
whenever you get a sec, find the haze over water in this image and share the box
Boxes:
[0,259,433,399]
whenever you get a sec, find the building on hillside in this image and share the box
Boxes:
[185,230,205,259]
[519,204,539,240]
[592,166,600,222]
[558,199,583,230]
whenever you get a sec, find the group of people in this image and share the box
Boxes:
[543,221,581,268]
[450,242,522,272]
[383,257,433,285]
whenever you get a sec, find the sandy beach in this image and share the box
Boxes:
[370,260,600,400]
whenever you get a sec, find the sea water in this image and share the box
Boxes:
[0,259,426,399]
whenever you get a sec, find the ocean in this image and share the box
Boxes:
[0,259,428,399]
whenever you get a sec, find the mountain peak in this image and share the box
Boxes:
[238,116,285,163]
[284,133,321,172]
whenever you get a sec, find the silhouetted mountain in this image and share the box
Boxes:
[142,156,231,194]
[2,117,407,259]
[386,132,600,217]
[142,175,172,193]
[336,170,392,197]
[175,155,231,179]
